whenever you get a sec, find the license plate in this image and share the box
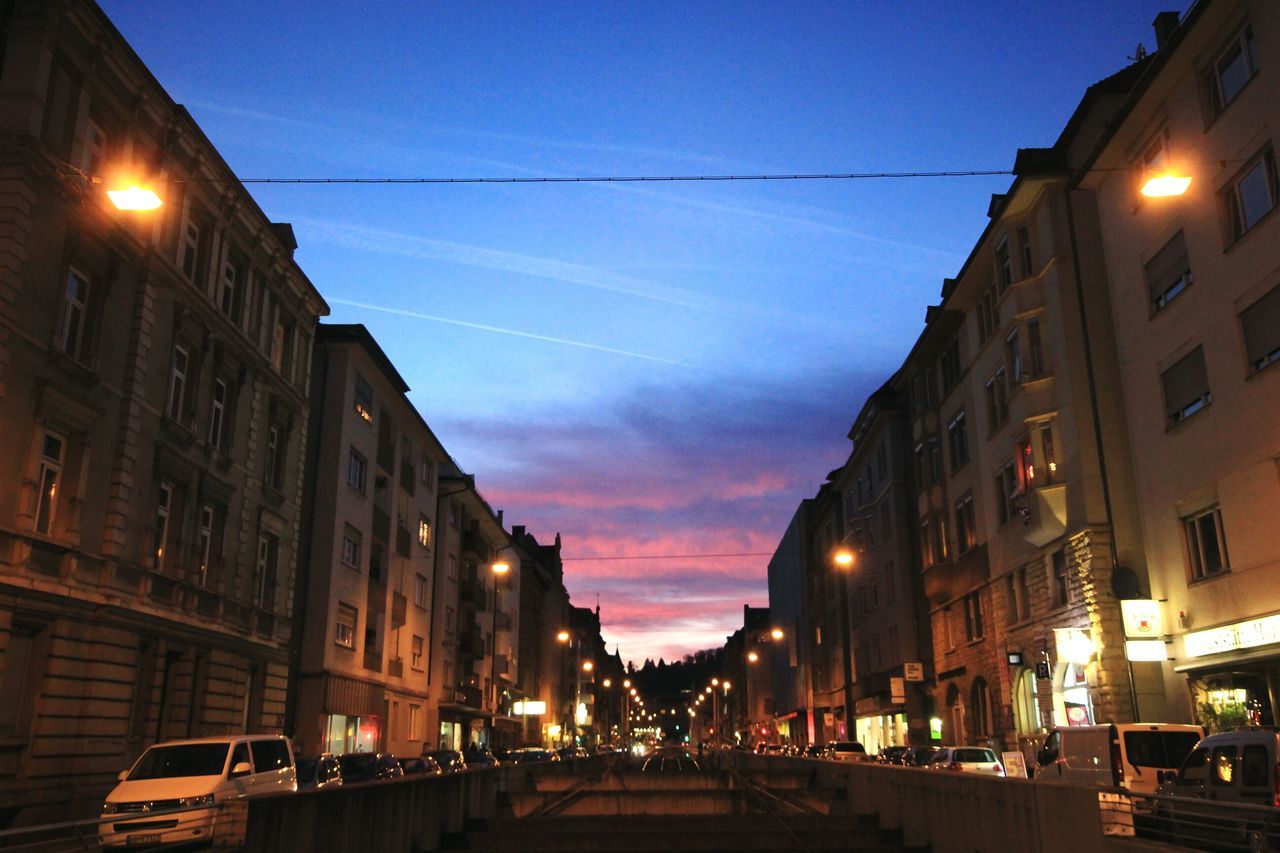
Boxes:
[127,833,162,845]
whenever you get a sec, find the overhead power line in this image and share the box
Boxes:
[223,170,1015,186]
[561,552,776,561]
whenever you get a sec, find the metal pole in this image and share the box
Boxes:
[840,569,855,740]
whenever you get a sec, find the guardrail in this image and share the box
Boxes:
[0,799,248,851]
[708,749,1209,853]
[1101,789,1280,851]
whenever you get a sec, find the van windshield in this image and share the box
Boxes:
[1124,732,1202,769]
[128,744,229,780]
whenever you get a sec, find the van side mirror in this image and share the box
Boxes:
[229,761,253,779]
[1036,747,1051,766]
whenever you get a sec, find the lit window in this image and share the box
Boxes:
[418,516,431,548]
[153,482,172,565]
[1184,505,1229,581]
[353,374,374,424]
[335,603,357,648]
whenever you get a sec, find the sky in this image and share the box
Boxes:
[100,0,1184,666]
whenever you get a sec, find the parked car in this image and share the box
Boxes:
[337,752,404,783]
[508,747,560,764]
[465,749,500,768]
[296,753,344,790]
[425,750,467,773]
[877,745,910,765]
[1155,729,1280,846]
[1035,723,1203,795]
[397,755,442,776]
[901,746,940,767]
[100,734,296,848]
[802,744,832,760]
[828,741,870,762]
[927,746,1005,776]
[557,746,589,761]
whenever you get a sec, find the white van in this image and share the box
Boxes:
[99,734,296,847]
[1034,723,1203,794]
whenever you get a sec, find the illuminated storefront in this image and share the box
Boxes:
[855,713,907,754]
[323,714,380,754]
[1176,614,1280,733]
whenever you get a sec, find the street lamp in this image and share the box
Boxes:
[487,557,511,749]
[1140,173,1192,197]
[106,184,163,211]
[832,547,856,741]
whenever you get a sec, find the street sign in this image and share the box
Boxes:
[903,662,924,682]
[890,677,905,704]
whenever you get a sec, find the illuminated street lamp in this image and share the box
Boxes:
[106,184,163,211]
[832,546,856,740]
[1140,173,1192,198]
[770,628,784,641]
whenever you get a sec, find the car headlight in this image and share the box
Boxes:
[177,795,216,809]
[101,803,119,815]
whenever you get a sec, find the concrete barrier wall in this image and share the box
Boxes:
[712,751,1134,853]
[244,756,609,852]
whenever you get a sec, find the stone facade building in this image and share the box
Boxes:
[0,0,325,824]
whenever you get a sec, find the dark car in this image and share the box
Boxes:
[508,748,559,764]
[901,745,940,767]
[424,749,467,773]
[465,748,500,768]
[802,744,832,759]
[397,755,442,776]
[557,746,589,761]
[877,745,910,765]
[296,753,343,790]
[337,751,404,783]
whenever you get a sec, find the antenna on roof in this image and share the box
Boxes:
[1129,43,1148,62]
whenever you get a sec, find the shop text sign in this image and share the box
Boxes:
[1121,600,1164,639]
[1184,613,1280,658]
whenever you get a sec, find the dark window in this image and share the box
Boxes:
[947,411,968,470]
[1242,744,1269,787]
[1161,346,1211,425]
[963,592,984,641]
[955,495,976,553]
[1017,226,1034,278]
[59,268,91,361]
[1205,25,1257,118]
[1051,549,1070,607]
[1145,231,1192,312]
[1184,505,1229,580]
[995,240,1013,293]
[249,739,292,773]
[995,462,1018,526]
[1241,284,1280,373]
[1028,318,1045,378]
[1124,731,1203,769]
[941,339,961,391]
[1224,150,1277,241]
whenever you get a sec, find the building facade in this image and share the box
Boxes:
[766,502,814,746]
[0,0,325,824]
[1083,0,1280,732]
[293,324,449,759]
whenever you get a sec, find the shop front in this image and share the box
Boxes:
[304,673,385,756]
[1176,613,1280,733]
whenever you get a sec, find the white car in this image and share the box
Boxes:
[927,746,1005,776]
[100,735,296,848]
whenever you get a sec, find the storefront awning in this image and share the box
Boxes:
[1173,644,1280,673]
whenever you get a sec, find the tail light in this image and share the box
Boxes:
[1110,737,1123,788]
[947,761,961,771]
[1273,762,1280,808]
[993,764,1002,773]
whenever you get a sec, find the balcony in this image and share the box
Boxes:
[388,658,403,679]
[1021,483,1068,548]
[391,592,407,628]
[372,506,391,542]
[493,654,512,680]
[922,542,990,606]
[458,576,487,611]
[494,610,513,631]
[363,648,382,673]
[461,530,492,563]
[455,685,482,708]
[458,629,485,660]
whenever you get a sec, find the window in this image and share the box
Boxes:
[418,515,431,548]
[884,561,896,605]
[1204,24,1257,118]
[335,603,357,648]
[985,369,1008,433]
[196,504,215,586]
[79,118,107,176]
[273,320,294,380]
[59,268,90,361]
[341,525,361,568]
[250,739,291,773]
[941,338,961,391]
[928,437,942,484]
[180,220,201,283]
[1051,549,1070,607]
[414,573,428,608]
[255,533,280,610]
[922,366,938,408]
[264,425,282,490]
[408,704,421,741]
[947,411,968,470]
[955,494,976,554]
[977,286,999,343]
[219,255,241,322]
[420,453,434,487]
[1161,346,1211,425]
[448,503,459,528]
[347,447,367,493]
[969,678,992,737]
[1005,329,1022,385]
[1017,226,1034,278]
[1224,150,1277,241]
[995,239,1013,293]
[353,374,373,424]
[411,635,424,670]
[153,482,173,565]
[995,461,1018,526]
[876,442,888,482]
[1018,434,1035,490]
[445,606,455,634]
[41,57,77,157]
[33,432,64,536]
[368,540,384,581]
[919,520,933,569]
[1027,318,1045,378]
[963,591,984,641]
[167,345,189,422]
[1243,745,1269,788]
[0,622,45,738]
[1212,745,1237,786]
[1006,566,1031,624]
[208,379,227,449]
[913,443,926,487]
[1145,231,1192,313]
[1184,505,1229,580]
[1241,284,1280,373]
[1040,422,1058,484]
[943,605,956,650]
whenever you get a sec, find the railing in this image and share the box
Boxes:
[1100,789,1280,850]
[0,798,248,851]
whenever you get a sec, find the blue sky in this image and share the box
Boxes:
[100,0,1185,664]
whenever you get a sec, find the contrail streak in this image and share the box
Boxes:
[330,298,689,366]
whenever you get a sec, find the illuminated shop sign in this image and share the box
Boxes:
[1125,640,1169,662]
[1121,600,1164,639]
[512,701,546,716]
[1183,613,1280,658]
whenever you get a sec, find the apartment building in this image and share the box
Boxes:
[900,62,1164,752]
[512,524,570,748]
[293,324,449,758]
[0,0,326,823]
[430,468,517,751]
[804,479,849,742]
[832,381,933,751]
[1080,0,1280,730]
[766,502,813,746]
[722,605,775,745]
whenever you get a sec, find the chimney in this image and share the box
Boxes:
[512,524,525,539]
[269,222,297,258]
[1153,11,1179,50]
[496,509,503,526]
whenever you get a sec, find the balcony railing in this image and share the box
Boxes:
[455,685,482,708]
[458,577,487,610]
[457,630,484,660]
[921,542,990,606]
